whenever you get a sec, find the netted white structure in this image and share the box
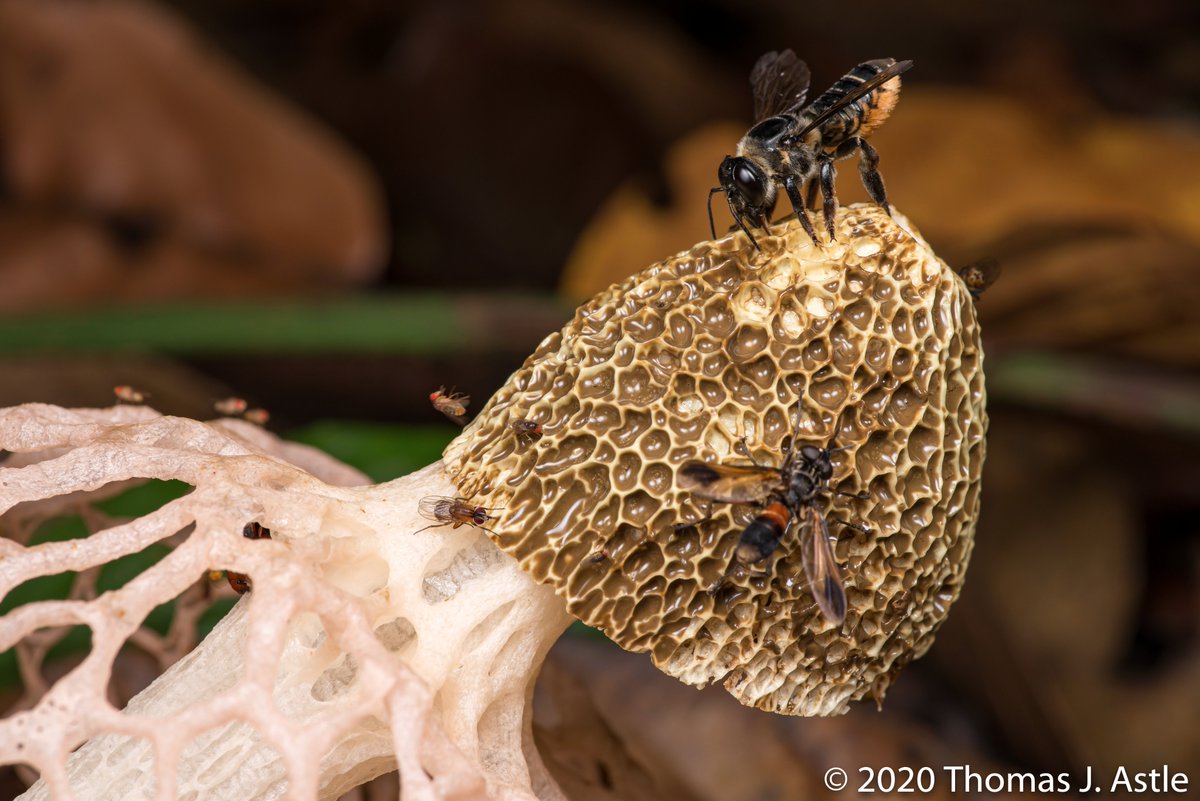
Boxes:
[0,404,572,800]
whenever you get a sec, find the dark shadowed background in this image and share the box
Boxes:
[1,0,1198,799]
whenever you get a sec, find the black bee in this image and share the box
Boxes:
[678,439,866,624]
[709,51,912,250]
[956,257,1002,300]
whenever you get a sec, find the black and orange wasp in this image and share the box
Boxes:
[678,438,867,625]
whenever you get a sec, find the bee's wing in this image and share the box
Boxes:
[795,58,913,139]
[750,49,811,121]
[417,495,454,521]
[799,504,847,624]
[678,461,776,504]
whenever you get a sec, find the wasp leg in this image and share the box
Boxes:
[828,516,872,535]
[837,137,890,217]
[818,155,837,241]
[707,562,738,595]
[783,175,820,245]
[735,435,771,468]
[674,498,714,532]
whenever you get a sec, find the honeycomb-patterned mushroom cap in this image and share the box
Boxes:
[443,205,987,716]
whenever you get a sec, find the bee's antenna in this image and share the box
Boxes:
[707,186,724,240]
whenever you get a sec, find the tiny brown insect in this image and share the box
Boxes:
[113,385,148,404]
[214,397,249,416]
[243,408,271,426]
[225,521,271,595]
[510,418,543,445]
[430,387,470,425]
[956,257,1002,300]
[414,495,498,535]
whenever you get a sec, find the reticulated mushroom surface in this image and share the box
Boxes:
[443,205,987,715]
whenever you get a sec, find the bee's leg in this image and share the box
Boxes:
[782,175,820,245]
[818,154,838,241]
[805,177,819,213]
[725,193,762,252]
[840,137,890,216]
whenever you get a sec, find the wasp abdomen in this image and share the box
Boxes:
[736,501,790,564]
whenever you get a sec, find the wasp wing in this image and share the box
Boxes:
[795,58,913,139]
[799,504,847,624]
[678,461,777,504]
[750,49,811,121]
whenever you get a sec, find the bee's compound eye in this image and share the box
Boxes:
[734,162,767,204]
[474,509,489,525]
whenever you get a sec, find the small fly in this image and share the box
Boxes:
[113,385,148,404]
[430,387,470,426]
[956,257,1002,300]
[510,418,544,446]
[414,495,498,536]
[214,397,249,416]
[225,521,272,594]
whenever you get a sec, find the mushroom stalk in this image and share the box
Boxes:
[1,406,573,801]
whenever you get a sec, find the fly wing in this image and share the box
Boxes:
[750,49,811,121]
[678,461,776,504]
[417,495,454,521]
[799,504,847,624]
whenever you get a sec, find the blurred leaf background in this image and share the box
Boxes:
[1,0,1198,799]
